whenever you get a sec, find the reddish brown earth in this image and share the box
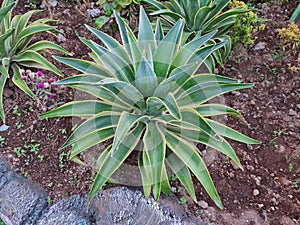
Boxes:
[0,1,299,225]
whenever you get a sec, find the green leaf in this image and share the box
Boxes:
[60,112,121,149]
[12,50,62,76]
[0,75,7,123]
[111,111,148,154]
[155,19,164,43]
[207,119,260,144]
[40,100,124,118]
[138,7,155,52]
[166,150,196,201]
[88,123,145,203]
[0,2,15,25]
[195,104,240,117]
[54,56,113,77]
[11,63,35,99]
[26,40,70,55]
[165,130,223,209]
[143,121,166,200]
[177,83,253,107]
[153,19,184,78]
[85,24,131,65]
[135,58,158,97]
[71,127,115,158]
[139,150,152,197]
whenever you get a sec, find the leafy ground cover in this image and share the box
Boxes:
[0,0,299,224]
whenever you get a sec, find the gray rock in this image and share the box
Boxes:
[88,186,206,225]
[87,8,101,18]
[289,109,297,116]
[57,33,67,43]
[0,161,48,225]
[37,195,90,225]
[253,42,266,51]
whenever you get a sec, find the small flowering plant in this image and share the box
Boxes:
[0,0,69,124]
[19,69,67,112]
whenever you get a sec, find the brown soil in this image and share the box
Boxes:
[1,1,299,225]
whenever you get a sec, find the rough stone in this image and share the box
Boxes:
[253,42,267,51]
[0,161,48,225]
[37,195,90,225]
[198,200,209,209]
[88,186,205,225]
[253,189,259,196]
[289,109,297,116]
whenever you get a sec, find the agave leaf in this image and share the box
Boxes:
[138,7,155,52]
[0,75,7,123]
[175,74,238,98]
[177,83,253,107]
[139,150,152,197]
[11,63,35,98]
[114,11,131,54]
[10,24,55,53]
[143,121,166,200]
[172,29,218,67]
[53,74,106,84]
[111,111,149,154]
[53,56,113,77]
[85,24,131,65]
[150,9,183,21]
[142,0,165,10]
[135,58,158,97]
[68,83,132,108]
[166,150,196,201]
[155,19,164,43]
[60,112,121,149]
[165,130,223,209]
[40,100,124,118]
[195,104,240,117]
[12,50,62,76]
[26,40,70,55]
[70,127,115,158]
[168,124,242,169]
[204,54,216,73]
[14,10,40,37]
[147,93,181,120]
[206,119,260,144]
[154,63,197,98]
[194,6,214,30]
[80,37,134,82]
[88,123,145,203]
[0,2,14,25]
[153,19,184,78]
[0,28,13,54]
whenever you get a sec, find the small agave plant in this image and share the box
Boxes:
[41,7,259,208]
[0,0,68,124]
[142,0,250,69]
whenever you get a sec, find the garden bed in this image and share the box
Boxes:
[0,0,299,224]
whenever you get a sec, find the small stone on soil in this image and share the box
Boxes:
[253,189,259,196]
[198,200,209,209]
[253,42,267,51]
[289,109,297,116]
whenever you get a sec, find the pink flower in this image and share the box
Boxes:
[37,71,43,77]
[60,85,66,89]
[37,83,44,89]
[53,84,58,88]
[21,76,27,80]
[49,94,55,99]
[26,69,31,74]
[19,69,25,74]
[49,78,55,83]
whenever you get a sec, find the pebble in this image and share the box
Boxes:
[253,42,267,51]
[57,33,66,43]
[258,203,264,208]
[246,165,255,172]
[253,189,259,196]
[231,91,241,96]
[289,109,297,116]
[198,200,208,209]
[250,100,256,105]
[86,8,101,18]
[278,145,286,153]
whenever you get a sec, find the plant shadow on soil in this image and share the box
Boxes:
[1,1,299,225]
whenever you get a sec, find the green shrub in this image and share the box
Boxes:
[228,0,260,45]
[41,7,259,208]
[141,0,250,68]
[0,0,69,124]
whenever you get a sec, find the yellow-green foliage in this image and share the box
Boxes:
[279,23,300,51]
[229,0,258,45]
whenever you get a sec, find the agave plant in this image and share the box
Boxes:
[142,0,250,68]
[41,7,259,208]
[0,0,69,124]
